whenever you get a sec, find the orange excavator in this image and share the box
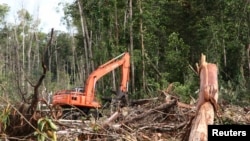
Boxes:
[52,52,130,117]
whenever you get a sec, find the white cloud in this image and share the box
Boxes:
[0,0,74,32]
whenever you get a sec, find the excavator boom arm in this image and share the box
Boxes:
[84,52,130,105]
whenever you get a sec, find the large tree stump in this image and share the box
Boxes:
[189,54,219,141]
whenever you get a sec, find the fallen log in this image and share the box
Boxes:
[129,97,159,106]
[138,122,187,132]
[177,102,195,109]
[188,102,214,141]
[102,111,120,127]
[123,99,177,125]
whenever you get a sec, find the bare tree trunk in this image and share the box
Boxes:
[239,45,246,86]
[84,18,94,72]
[129,0,135,94]
[21,9,27,93]
[112,71,117,91]
[71,33,76,84]
[112,0,119,91]
[247,44,250,78]
[221,16,226,67]
[115,0,119,46]
[139,0,145,92]
[22,19,26,70]
[22,23,26,79]
[79,56,85,84]
[36,33,40,75]
[77,0,90,77]
[28,29,54,114]
[81,1,94,75]
[27,30,34,93]
[223,38,226,67]
[31,31,40,83]
[89,29,94,71]
[28,9,40,93]
[13,25,24,101]
[189,54,219,141]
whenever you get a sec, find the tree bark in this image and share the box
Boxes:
[13,24,25,101]
[77,0,90,77]
[112,0,118,91]
[139,0,146,92]
[189,54,219,141]
[247,44,250,78]
[27,29,35,94]
[28,29,54,114]
[21,10,26,92]
[129,0,135,94]
[115,0,119,46]
[188,102,214,141]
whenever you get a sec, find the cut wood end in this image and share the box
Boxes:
[195,63,200,74]
[200,53,207,65]
[196,53,208,75]
[166,83,173,94]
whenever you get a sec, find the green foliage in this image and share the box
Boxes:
[64,0,249,105]
[167,66,199,104]
[0,104,11,132]
[0,0,249,107]
[35,117,58,141]
[172,82,192,103]
[0,4,9,24]
[164,32,190,83]
[220,81,249,106]
[0,72,22,102]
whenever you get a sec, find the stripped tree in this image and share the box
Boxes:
[188,53,219,141]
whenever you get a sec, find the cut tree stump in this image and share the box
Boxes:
[189,53,219,141]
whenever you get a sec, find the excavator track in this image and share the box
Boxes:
[51,104,103,120]
[60,109,87,120]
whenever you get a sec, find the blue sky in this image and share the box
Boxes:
[0,0,74,32]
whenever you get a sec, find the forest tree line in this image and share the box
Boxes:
[0,0,249,106]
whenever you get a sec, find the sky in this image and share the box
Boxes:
[0,0,74,32]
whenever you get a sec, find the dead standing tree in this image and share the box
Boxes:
[27,29,54,114]
[3,29,54,139]
[188,53,219,141]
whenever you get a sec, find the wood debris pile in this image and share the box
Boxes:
[53,94,249,141]
[0,93,249,141]
[56,95,193,141]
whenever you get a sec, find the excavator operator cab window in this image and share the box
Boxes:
[72,87,84,93]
